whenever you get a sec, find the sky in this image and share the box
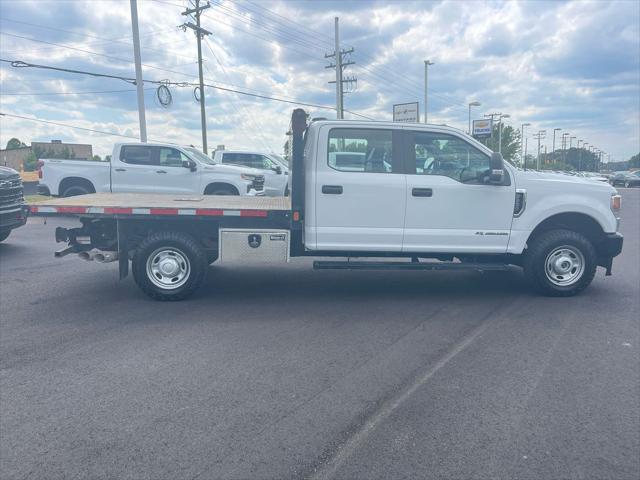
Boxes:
[0,0,639,162]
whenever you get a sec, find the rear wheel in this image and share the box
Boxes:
[132,231,207,301]
[523,229,597,297]
[0,230,10,242]
[62,185,90,197]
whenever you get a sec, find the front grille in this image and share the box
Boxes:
[0,175,25,211]
[252,175,265,191]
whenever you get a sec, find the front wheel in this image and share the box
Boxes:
[523,229,597,297]
[132,231,207,301]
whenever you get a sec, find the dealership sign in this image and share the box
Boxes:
[472,119,493,138]
[393,102,420,123]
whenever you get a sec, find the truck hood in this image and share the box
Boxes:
[202,164,264,175]
[0,165,20,179]
[514,169,616,193]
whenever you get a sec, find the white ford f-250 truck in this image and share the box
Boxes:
[31,109,623,301]
[37,143,266,197]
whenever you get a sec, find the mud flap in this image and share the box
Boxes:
[117,219,129,280]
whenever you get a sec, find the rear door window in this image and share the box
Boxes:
[120,145,157,166]
[327,128,397,173]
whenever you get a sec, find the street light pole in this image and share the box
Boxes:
[468,101,481,134]
[498,114,510,154]
[552,127,561,159]
[520,122,530,168]
[577,140,582,171]
[424,60,434,124]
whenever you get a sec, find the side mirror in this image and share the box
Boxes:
[182,159,197,172]
[273,165,282,175]
[489,152,504,184]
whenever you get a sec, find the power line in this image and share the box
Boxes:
[1,58,374,119]
[1,88,153,96]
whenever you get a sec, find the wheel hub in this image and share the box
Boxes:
[146,248,191,290]
[545,246,585,286]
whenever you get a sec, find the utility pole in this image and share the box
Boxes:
[577,139,582,171]
[129,0,147,142]
[424,60,434,123]
[325,17,355,120]
[182,0,211,154]
[524,137,528,171]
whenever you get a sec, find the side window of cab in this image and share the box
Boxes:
[411,132,491,184]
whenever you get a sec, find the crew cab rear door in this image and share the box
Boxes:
[312,126,406,251]
[402,130,515,253]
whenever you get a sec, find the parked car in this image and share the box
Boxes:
[37,143,266,197]
[621,171,640,187]
[0,166,28,242]
[212,150,289,196]
[609,171,634,187]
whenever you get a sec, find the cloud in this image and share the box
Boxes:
[0,0,638,161]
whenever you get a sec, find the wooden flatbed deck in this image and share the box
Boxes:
[30,193,291,218]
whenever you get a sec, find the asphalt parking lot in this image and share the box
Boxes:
[1,189,638,480]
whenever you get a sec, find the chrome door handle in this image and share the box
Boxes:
[114,168,126,172]
[156,170,167,174]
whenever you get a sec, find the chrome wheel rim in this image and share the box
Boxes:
[544,245,585,286]
[146,247,190,290]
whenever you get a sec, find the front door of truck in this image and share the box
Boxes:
[312,127,407,251]
[402,130,515,253]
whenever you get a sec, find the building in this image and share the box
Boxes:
[0,141,93,172]
[0,146,32,171]
[31,141,92,160]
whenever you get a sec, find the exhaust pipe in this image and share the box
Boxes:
[93,251,118,263]
[78,250,96,261]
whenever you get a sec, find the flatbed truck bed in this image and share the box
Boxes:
[30,193,291,219]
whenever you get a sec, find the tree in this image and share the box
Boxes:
[479,125,520,164]
[23,152,37,172]
[629,153,640,169]
[5,138,27,150]
[92,155,102,161]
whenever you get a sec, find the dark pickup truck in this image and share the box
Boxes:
[0,166,28,242]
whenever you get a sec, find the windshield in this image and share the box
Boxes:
[184,147,216,165]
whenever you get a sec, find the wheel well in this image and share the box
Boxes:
[203,183,239,195]
[59,177,95,195]
[527,212,606,249]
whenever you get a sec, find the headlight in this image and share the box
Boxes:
[241,174,257,181]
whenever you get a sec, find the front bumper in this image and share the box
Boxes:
[0,205,29,232]
[597,232,623,275]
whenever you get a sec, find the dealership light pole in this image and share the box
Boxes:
[468,101,481,134]
[498,114,510,154]
[424,60,434,123]
[562,132,570,163]
[552,127,561,159]
[520,122,530,168]
[577,139,582,171]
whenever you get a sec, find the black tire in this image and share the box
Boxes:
[0,230,10,242]
[132,231,207,301]
[523,229,597,297]
[204,186,238,196]
[62,185,90,197]
[624,181,630,188]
